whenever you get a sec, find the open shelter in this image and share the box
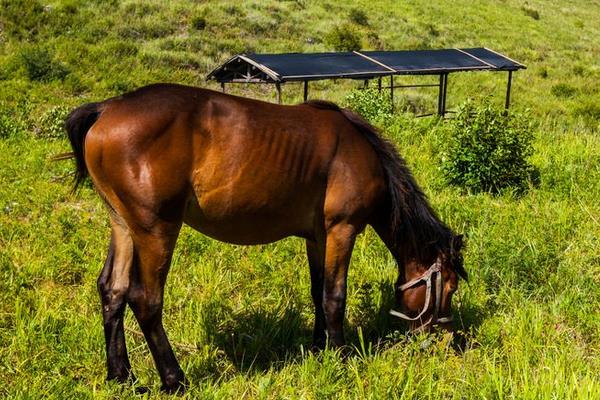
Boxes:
[206,47,525,116]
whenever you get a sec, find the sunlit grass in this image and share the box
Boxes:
[1,0,599,398]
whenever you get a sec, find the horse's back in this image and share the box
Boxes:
[84,84,385,243]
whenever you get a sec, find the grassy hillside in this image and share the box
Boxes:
[1,0,599,398]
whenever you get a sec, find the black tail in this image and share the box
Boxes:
[305,100,454,261]
[65,102,101,191]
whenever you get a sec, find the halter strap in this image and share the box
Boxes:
[389,260,453,329]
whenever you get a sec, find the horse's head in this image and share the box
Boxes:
[391,234,467,334]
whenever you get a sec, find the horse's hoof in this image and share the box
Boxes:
[161,383,187,395]
[106,372,136,384]
[161,375,188,395]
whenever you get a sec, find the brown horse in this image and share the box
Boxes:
[65,83,466,393]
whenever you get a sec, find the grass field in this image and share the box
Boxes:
[1,0,599,398]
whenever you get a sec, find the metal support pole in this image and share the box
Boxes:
[505,70,513,110]
[390,76,394,112]
[303,80,308,102]
[276,82,281,104]
[437,74,444,116]
[441,73,449,118]
[221,82,225,93]
[378,77,382,93]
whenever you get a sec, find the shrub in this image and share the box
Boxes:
[35,106,71,139]
[325,24,361,51]
[344,88,392,123]
[20,46,69,82]
[349,8,369,26]
[440,101,536,194]
[551,83,577,98]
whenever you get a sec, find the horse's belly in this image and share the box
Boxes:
[182,194,312,245]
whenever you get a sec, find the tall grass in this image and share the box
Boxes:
[1,0,599,398]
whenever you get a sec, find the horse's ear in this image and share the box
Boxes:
[453,234,464,251]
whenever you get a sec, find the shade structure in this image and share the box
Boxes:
[206,47,525,114]
[206,48,525,83]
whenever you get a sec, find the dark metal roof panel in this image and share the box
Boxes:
[207,48,525,82]
[462,47,526,70]
[249,52,390,81]
[362,49,491,74]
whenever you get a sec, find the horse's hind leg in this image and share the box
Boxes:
[126,224,186,393]
[97,221,135,382]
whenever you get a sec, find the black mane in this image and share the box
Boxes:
[305,100,465,277]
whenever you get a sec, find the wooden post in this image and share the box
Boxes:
[221,82,225,93]
[437,74,444,116]
[441,73,449,117]
[364,79,369,88]
[505,70,513,109]
[378,77,382,93]
[303,80,308,102]
[276,82,281,104]
[390,76,394,112]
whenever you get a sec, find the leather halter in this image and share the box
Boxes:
[389,260,453,332]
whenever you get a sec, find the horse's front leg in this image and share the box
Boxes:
[127,223,186,394]
[306,239,326,349]
[322,223,357,347]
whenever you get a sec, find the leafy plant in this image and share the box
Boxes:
[440,101,537,194]
[325,24,361,51]
[35,106,71,140]
[344,88,393,123]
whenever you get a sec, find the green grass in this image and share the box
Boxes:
[1,0,599,398]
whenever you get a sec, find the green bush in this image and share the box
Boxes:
[35,106,71,140]
[325,24,361,51]
[344,88,392,123]
[440,101,536,194]
[20,46,69,82]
